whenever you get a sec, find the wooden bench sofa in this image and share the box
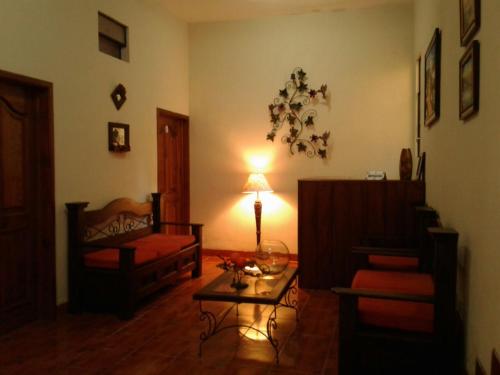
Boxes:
[66,192,202,319]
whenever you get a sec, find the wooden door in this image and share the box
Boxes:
[157,109,189,234]
[0,70,55,335]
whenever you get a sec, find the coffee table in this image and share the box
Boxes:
[192,266,299,364]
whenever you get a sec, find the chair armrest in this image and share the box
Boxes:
[332,287,434,303]
[352,246,419,257]
[360,235,411,248]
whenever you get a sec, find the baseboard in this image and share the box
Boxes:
[203,248,298,262]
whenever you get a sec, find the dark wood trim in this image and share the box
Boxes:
[157,108,189,121]
[203,248,298,262]
[0,68,56,321]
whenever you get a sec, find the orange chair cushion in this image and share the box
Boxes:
[126,234,196,257]
[368,255,419,271]
[358,298,434,333]
[84,248,159,269]
[352,270,434,296]
[84,234,196,269]
[352,270,434,333]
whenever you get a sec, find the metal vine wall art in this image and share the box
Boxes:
[267,67,330,159]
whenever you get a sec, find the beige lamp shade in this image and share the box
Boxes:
[242,173,273,194]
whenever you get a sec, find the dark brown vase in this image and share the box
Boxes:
[399,148,413,180]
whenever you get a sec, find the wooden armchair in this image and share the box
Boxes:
[352,206,439,275]
[334,228,459,374]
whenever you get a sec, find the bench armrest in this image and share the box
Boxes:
[81,243,136,271]
[332,287,434,303]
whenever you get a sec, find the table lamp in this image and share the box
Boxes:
[242,173,273,245]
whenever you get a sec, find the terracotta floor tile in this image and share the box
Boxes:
[0,257,339,375]
[106,351,173,375]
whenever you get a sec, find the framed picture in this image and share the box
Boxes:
[459,40,480,121]
[424,28,441,128]
[460,0,480,46]
[108,122,130,152]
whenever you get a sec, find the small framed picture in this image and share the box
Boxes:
[424,28,441,128]
[460,0,480,46]
[459,40,480,121]
[108,122,130,152]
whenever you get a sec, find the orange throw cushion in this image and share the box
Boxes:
[84,248,158,269]
[352,270,434,333]
[368,255,419,271]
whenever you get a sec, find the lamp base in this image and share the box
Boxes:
[254,199,262,245]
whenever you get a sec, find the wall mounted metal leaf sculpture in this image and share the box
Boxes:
[267,68,329,159]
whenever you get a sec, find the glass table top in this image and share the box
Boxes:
[193,266,298,305]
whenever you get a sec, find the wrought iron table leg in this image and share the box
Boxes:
[198,301,238,357]
[197,275,299,365]
[278,276,299,321]
[267,305,280,364]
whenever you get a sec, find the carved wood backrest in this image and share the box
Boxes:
[83,198,153,245]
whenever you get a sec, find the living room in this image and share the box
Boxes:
[0,0,498,374]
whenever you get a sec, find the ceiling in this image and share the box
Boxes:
[153,0,413,23]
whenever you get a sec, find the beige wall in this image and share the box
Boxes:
[189,4,415,254]
[0,0,189,304]
[414,0,500,372]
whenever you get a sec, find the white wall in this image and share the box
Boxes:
[189,4,415,254]
[0,0,189,304]
[414,0,500,372]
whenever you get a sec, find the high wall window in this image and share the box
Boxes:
[98,12,129,61]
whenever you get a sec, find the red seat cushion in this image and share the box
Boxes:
[368,255,419,271]
[352,270,434,296]
[83,234,196,269]
[84,248,159,269]
[127,234,196,257]
[358,298,434,333]
[352,270,434,333]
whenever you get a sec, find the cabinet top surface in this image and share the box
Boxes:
[298,178,423,183]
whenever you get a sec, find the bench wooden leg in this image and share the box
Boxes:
[192,246,202,278]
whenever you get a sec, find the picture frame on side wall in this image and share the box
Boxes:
[108,122,130,152]
[459,40,480,121]
[424,28,441,128]
[460,0,480,46]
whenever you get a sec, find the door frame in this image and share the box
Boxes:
[156,108,190,223]
[0,69,56,320]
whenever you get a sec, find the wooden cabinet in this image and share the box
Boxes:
[298,180,425,289]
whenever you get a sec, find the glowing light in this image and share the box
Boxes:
[243,151,275,173]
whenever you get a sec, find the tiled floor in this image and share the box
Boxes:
[0,257,338,374]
